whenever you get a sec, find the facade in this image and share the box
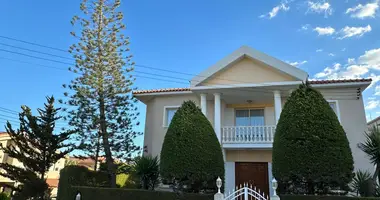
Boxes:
[367,116,380,128]
[0,132,66,198]
[133,46,372,196]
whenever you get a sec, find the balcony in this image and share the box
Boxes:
[221,125,276,148]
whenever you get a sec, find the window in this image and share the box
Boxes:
[235,109,265,126]
[328,100,340,121]
[163,106,179,127]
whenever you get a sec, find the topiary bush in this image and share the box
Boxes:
[272,83,354,195]
[160,100,224,193]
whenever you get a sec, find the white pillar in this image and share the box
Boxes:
[200,93,207,116]
[214,93,222,143]
[274,90,282,124]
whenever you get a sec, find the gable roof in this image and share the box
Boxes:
[190,46,309,87]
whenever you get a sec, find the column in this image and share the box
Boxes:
[200,93,207,116]
[274,90,282,124]
[214,93,221,143]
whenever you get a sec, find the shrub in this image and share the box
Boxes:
[65,186,213,200]
[351,170,373,197]
[160,101,224,192]
[133,156,160,190]
[0,193,10,200]
[57,165,109,200]
[272,83,354,195]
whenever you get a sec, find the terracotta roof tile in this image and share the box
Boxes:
[132,79,372,94]
[46,179,59,188]
[133,88,190,94]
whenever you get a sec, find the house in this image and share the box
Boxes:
[367,116,380,129]
[133,46,372,196]
[0,132,66,198]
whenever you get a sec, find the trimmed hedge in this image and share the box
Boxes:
[272,84,354,194]
[160,101,224,192]
[280,195,379,200]
[67,186,213,200]
[57,166,109,200]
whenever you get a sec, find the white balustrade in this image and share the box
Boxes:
[221,126,276,144]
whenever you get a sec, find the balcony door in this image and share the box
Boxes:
[235,109,265,126]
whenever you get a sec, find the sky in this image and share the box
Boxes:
[1,0,380,148]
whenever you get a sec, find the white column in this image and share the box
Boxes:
[274,90,282,124]
[200,93,207,116]
[214,93,222,143]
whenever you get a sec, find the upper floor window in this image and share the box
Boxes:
[328,100,340,121]
[163,106,179,127]
[235,109,264,126]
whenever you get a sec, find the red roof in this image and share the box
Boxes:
[46,179,59,188]
[133,79,371,95]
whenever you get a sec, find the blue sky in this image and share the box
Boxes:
[1,0,380,147]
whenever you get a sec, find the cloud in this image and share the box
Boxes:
[365,100,380,110]
[346,0,379,19]
[328,53,335,57]
[375,85,380,95]
[315,63,341,78]
[348,58,355,65]
[314,26,335,35]
[288,60,307,67]
[337,25,372,39]
[307,1,333,17]
[358,48,380,70]
[316,49,323,52]
[260,1,291,19]
[300,24,310,31]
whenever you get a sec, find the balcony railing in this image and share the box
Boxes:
[221,125,276,144]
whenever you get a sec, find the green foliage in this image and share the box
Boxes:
[351,170,373,197]
[116,173,129,188]
[160,101,224,192]
[280,195,379,200]
[272,84,354,194]
[0,193,10,200]
[57,165,109,200]
[63,186,213,200]
[63,0,141,187]
[0,96,74,200]
[133,156,160,190]
[358,125,380,184]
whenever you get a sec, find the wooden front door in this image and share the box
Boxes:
[235,162,269,196]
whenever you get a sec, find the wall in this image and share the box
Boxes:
[143,94,199,157]
[201,57,297,86]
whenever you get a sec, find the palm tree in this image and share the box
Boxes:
[358,125,380,184]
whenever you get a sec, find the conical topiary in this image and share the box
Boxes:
[272,83,354,194]
[160,100,224,192]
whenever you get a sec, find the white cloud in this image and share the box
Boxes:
[358,48,380,70]
[307,1,333,17]
[375,85,380,95]
[260,1,290,19]
[288,60,307,67]
[328,53,335,57]
[369,97,377,100]
[365,100,380,110]
[340,65,369,78]
[300,24,310,31]
[346,0,379,19]
[368,73,380,88]
[315,63,341,78]
[337,25,372,39]
[348,58,355,65]
[316,49,323,52]
[314,26,335,35]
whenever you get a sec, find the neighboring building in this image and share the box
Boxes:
[133,46,372,196]
[67,156,107,170]
[367,116,380,128]
[0,132,66,198]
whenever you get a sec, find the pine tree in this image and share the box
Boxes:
[62,0,141,187]
[0,96,74,200]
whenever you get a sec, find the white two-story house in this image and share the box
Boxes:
[133,46,372,196]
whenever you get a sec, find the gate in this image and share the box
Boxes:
[224,183,268,200]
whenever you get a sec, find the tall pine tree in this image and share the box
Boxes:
[0,96,74,200]
[63,0,141,187]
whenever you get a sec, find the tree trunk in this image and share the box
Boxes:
[93,133,101,171]
[99,97,116,187]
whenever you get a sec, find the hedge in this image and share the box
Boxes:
[280,195,379,200]
[160,101,224,192]
[67,186,213,200]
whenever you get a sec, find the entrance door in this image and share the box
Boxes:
[235,162,269,196]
